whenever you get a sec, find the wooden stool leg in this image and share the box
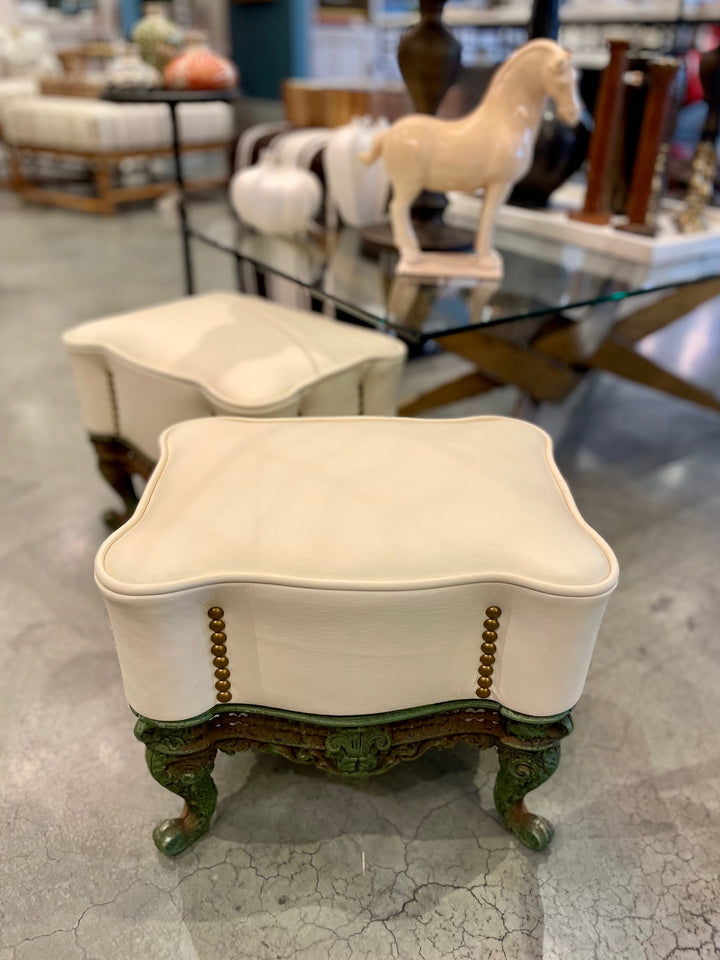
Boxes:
[9,147,26,193]
[93,158,115,215]
[494,741,561,851]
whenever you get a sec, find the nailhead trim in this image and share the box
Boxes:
[208,606,232,703]
[107,370,120,436]
[476,605,501,698]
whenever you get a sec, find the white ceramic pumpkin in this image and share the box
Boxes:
[229,152,323,237]
[323,116,390,229]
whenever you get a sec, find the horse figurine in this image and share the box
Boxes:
[361,39,582,279]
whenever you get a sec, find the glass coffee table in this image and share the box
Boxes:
[189,209,720,416]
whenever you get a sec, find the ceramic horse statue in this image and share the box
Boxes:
[361,39,582,278]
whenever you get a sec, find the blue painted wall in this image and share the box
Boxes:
[119,0,142,38]
[230,0,311,100]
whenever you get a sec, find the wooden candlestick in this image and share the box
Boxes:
[571,39,629,225]
[618,58,679,236]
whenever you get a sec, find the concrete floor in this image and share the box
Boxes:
[1,192,720,960]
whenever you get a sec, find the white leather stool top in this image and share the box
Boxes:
[64,292,405,414]
[96,417,618,722]
[99,417,615,595]
[63,293,407,459]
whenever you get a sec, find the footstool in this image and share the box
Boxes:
[3,96,234,214]
[94,415,618,856]
[63,292,407,526]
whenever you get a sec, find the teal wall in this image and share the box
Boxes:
[119,0,141,38]
[230,0,311,101]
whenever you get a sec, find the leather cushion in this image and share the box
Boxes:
[99,416,616,595]
[64,292,406,413]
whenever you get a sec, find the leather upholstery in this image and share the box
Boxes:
[63,292,407,458]
[96,416,618,722]
[1,96,233,150]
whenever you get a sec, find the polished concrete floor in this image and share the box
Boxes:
[1,193,720,960]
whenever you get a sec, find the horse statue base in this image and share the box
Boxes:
[396,249,503,280]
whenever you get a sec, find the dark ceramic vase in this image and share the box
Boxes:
[397,0,462,226]
[397,0,462,117]
[699,44,720,142]
[509,0,592,208]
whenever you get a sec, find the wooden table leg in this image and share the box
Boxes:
[399,370,499,416]
[435,329,581,403]
[534,282,720,412]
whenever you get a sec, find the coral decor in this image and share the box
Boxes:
[163,35,238,91]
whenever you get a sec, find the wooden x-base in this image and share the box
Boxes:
[399,277,720,416]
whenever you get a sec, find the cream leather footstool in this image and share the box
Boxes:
[95,415,618,856]
[64,292,407,527]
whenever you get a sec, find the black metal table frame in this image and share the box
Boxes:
[102,87,240,296]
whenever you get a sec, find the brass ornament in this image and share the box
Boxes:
[675,140,717,233]
[208,607,232,704]
[476,604,503,698]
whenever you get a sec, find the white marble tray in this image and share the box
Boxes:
[446,183,720,269]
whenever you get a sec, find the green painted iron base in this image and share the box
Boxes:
[134,700,573,857]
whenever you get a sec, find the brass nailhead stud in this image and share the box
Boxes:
[476,604,502,699]
[208,607,232,704]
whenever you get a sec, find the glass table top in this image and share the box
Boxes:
[190,207,720,345]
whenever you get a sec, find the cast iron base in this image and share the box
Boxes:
[134,700,573,857]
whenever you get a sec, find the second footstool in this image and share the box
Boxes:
[63,291,407,526]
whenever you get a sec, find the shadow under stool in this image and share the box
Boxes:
[94,415,618,856]
[63,291,407,527]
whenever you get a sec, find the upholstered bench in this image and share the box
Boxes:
[2,95,233,214]
[64,292,407,527]
[94,415,618,856]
